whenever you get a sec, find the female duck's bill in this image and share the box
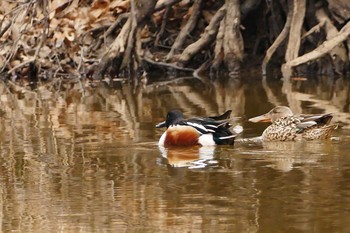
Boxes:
[248,106,337,141]
[156,110,242,147]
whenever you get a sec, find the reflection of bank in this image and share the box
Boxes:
[158,145,216,169]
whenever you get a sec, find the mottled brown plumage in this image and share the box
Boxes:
[249,106,337,141]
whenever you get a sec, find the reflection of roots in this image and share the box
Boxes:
[283,88,350,129]
[261,75,350,128]
[156,78,245,120]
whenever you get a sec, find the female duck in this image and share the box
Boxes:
[249,106,337,141]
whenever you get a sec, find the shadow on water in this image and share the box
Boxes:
[1,74,350,232]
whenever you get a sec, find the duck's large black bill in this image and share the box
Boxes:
[156,121,166,128]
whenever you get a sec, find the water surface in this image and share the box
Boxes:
[1,75,350,232]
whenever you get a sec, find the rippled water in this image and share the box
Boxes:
[1,75,350,232]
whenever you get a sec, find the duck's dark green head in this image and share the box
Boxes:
[156,110,184,128]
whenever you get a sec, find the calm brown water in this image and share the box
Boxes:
[1,75,350,232]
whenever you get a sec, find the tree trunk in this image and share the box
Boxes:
[223,0,244,76]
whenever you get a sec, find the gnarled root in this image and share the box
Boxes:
[282,20,350,75]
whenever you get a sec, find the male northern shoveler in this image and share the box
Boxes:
[248,106,337,141]
[156,110,242,146]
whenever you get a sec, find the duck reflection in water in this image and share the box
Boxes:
[158,146,216,168]
[250,140,330,172]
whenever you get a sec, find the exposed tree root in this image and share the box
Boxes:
[211,20,225,71]
[90,13,129,51]
[347,39,350,63]
[120,0,139,71]
[301,21,325,40]
[262,0,350,77]
[93,0,157,79]
[285,0,306,62]
[92,18,132,79]
[154,0,182,11]
[177,6,226,66]
[282,21,350,76]
[315,7,348,72]
[1,0,350,81]
[142,57,194,72]
[262,11,292,75]
[155,6,170,45]
[165,0,202,61]
[222,0,244,76]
